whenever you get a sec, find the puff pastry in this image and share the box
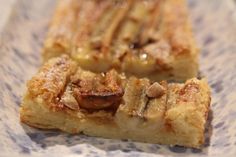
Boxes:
[42,0,199,81]
[20,56,210,148]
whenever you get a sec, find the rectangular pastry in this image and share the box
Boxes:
[20,56,210,148]
[42,0,199,81]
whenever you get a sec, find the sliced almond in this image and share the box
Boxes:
[60,85,79,110]
[146,82,165,98]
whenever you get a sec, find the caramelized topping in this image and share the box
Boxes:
[72,70,124,110]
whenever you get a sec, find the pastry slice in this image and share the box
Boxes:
[20,56,211,148]
[42,0,198,81]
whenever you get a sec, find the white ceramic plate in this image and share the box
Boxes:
[1,0,236,156]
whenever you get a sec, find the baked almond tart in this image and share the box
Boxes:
[20,56,211,148]
[42,0,199,81]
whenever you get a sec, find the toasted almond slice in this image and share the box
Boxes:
[146,82,165,98]
[60,84,79,110]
